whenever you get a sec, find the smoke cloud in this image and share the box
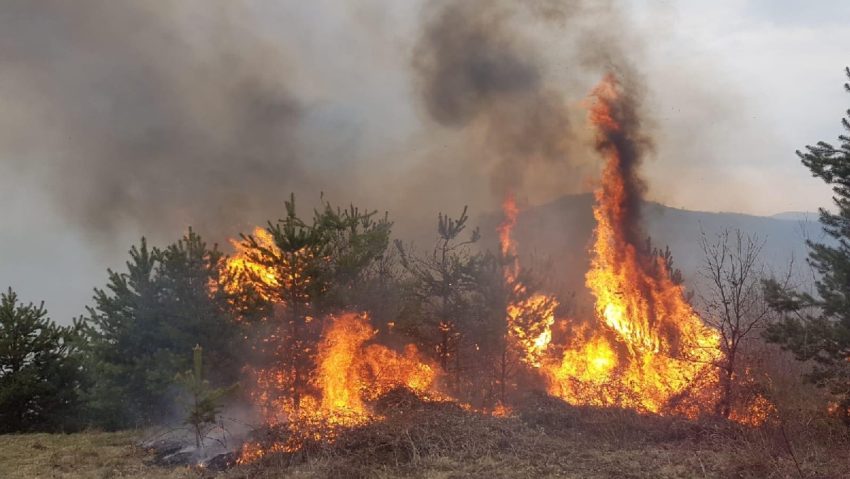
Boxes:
[1,0,309,236]
[0,0,651,241]
[410,0,649,207]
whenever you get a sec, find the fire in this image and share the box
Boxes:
[499,193,557,368]
[238,311,441,462]
[223,227,279,301]
[223,226,316,306]
[542,74,723,416]
[231,74,774,464]
[314,312,438,415]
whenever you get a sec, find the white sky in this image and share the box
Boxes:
[637,0,849,214]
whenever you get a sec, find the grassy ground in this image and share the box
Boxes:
[1,394,847,479]
[0,430,190,479]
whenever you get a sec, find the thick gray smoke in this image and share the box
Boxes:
[1,0,771,323]
[0,0,649,242]
[0,0,309,236]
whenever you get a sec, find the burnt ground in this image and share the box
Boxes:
[1,391,848,479]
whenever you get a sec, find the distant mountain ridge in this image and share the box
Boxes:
[475,193,825,300]
[770,211,819,221]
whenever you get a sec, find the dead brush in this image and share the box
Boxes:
[704,411,850,479]
[241,387,553,477]
[515,390,697,446]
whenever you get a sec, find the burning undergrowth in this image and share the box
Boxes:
[211,74,774,467]
[231,388,772,478]
[539,74,726,418]
[237,312,442,463]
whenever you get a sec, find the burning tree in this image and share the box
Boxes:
[498,194,557,371]
[226,194,392,414]
[395,207,487,397]
[542,73,723,417]
[494,194,558,403]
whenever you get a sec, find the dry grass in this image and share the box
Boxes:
[0,430,191,479]
[1,391,848,479]
[224,390,850,479]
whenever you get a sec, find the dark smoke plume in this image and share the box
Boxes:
[1,0,651,241]
[591,73,654,247]
[0,0,308,236]
[411,0,578,199]
[410,0,651,206]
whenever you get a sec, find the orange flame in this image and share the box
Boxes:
[314,312,438,415]
[238,311,441,462]
[543,74,723,416]
[499,194,557,368]
[223,227,279,301]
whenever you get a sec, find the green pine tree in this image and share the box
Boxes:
[764,67,850,425]
[83,238,170,428]
[395,207,485,396]
[84,230,244,429]
[158,228,243,387]
[175,345,236,448]
[236,194,393,410]
[0,288,83,433]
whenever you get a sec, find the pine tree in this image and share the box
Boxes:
[237,194,392,410]
[764,67,850,425]
[84,230,243,428]
[0,288,83,432]
[83,238,170,428]
[158,229,242,387]
[395,207,484,395]
[175,345,236,448]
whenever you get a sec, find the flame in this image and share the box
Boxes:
[730,393,775,427]
[542,74,723,416]
[499,194,557,368]
[238,312,441,462]
[228,72,775,455]
[223,226,316,306]
[498,193,521,284]
[314,312,438,415]
[222,227,282,305]
[223,225,446,462]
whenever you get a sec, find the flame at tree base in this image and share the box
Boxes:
[539,74,769,424]
[239,312,442,463]
[542,325,721,416]
[232,73,775,464]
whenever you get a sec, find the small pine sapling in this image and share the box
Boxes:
[175,345,236,448]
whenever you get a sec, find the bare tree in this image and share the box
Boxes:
[395,207,483,394]
[698,228,770,418]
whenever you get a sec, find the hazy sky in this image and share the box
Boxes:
[1,0,848,322]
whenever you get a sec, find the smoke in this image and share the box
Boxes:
[0,0,652,243]
[410,0,649,205]
[0,0,309,236]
